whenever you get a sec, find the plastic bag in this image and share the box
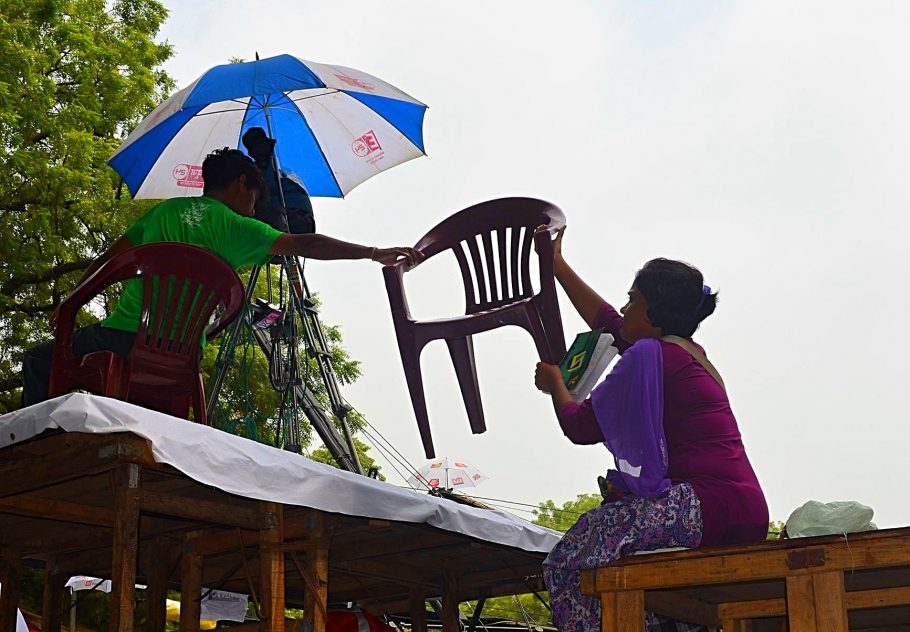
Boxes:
[785,500,878,538]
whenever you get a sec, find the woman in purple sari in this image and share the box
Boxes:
[534,229,768,632]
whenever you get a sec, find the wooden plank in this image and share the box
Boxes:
[109,463,140,632]
[849,585,910,609]
[139,488,264,530]
[300,510,327,632]
[600,593,617,632]
[0,434,154,499]
[180,532,204,632]
[261,502,286,632]
[716,584,910,621]
[441,574,460,632]
[410,588,428,632]
[589,533,910,592]
[812,571,848,632]
[0,495,115,527]
[718,597,787,619]
[786,575,817,632]
[142,537,172,632]
[0,552,22,632]
[616,591,645,632]
[42,560,65,632]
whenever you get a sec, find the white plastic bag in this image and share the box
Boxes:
[785,500,878,538]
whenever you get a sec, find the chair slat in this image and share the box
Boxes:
[519,225,534,299]
[452,243,477,311]
[497,229,509,301]
[465,236,489,308]
[481,231,497,303]
[510,225,523,298]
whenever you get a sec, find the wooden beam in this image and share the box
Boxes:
[261,502,286,632]
[139,488,264,530]
[441,574,460,632]
[0,495,115,527]
[42,559,65,632]
[0,551,22,632]
[301,510,327,632]
[0,434,154,499]
[180,532,204,632]
[589,533,910,592]
[142,536,173,632]
[109,463,141,632]
[410,588,428,632]
[812,571,848,632]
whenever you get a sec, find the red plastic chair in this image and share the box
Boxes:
[383,197,567,458]
[48,243,245,425]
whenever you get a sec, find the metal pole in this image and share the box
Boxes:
[206,264,263,418]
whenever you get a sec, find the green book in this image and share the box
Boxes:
[559,329,619,401]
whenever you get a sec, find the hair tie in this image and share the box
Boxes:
[698,284,712,308]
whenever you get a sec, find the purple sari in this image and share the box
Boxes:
[590,338,671,497]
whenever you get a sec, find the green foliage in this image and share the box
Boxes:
[203,277,374,465]
[767,519,786,540]
[463,493,600,627]
[0,0,174,410]
[532,492,601,532]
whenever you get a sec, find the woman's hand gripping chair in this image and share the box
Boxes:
[383,198,567,458]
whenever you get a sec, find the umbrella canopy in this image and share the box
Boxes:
[407,457,489,491]
[110,54,427,199]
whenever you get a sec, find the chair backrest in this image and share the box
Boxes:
[413,198,565,315]
[62,243,244,365]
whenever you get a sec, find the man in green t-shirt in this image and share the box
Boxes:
[22,148,420,406]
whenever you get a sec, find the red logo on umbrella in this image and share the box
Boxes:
[452,476,464,485]
[173,164,203,188]
[335,73,375,92]
[352,131,382,157]
[429,478,440,487]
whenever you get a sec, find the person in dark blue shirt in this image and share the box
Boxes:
[242,127,315,234]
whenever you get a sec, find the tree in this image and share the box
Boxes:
[461,493,600,626]
[0,0,174,410]
[533,492,601,531]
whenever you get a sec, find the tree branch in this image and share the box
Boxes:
[1,259,93,295]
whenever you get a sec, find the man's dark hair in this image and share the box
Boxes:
[201,147,267,197]
[634,258,717,337]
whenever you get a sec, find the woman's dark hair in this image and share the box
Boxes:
[201,147,267,198]
[633,258,717,337]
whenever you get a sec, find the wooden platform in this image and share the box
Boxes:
[580,527,910,631]
[0,430,547,632]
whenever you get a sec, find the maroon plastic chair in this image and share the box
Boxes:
[48,243,245,425]
[383,197,567,458]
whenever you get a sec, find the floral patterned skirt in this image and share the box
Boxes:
[543,482,708,632]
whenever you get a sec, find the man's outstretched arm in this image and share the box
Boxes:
[269,233,421,266]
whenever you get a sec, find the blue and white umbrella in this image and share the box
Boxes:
[110,54,427,199]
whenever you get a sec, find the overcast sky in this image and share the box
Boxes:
[158,1,910,528]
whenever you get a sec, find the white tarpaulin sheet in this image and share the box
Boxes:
[0,394,560,554]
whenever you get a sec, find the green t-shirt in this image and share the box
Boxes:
[102,196,282,333]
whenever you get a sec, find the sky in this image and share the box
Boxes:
[157,1,910,528]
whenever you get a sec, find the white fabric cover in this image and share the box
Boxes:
[0,394,560,554]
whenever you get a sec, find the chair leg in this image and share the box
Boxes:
[532,303,567,364]
[445,336,486,436]
[397,334,436,458]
